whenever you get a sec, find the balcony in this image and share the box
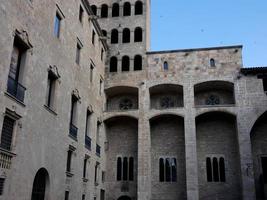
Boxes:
[85,135,91,150]
[0,147,15,169]
[69,123,78,140]
[96,144,101,157]
[7,76,26,102]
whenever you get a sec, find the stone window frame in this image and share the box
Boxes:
[205,154,226,183]
[159,156,177,183]
[54,4,65,39]
[116,156,134,182]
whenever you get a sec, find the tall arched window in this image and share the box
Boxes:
[163,61,168,70]
[122,28,130,43]
[117,157,122,181]
[101,4,108,18]
[112,3,120,17]
[135,1,143,15]
[111,29,119,44]
[31,168,49,200]
[110,57,118,72]
[134,27,142,42]
[206,157,212,182]
[213,157,219,182]
[91,5,97,16]
[123,2,131,16]
[122,56,130,71]
[165,158,171,182]
[129,157,134,181]
[102,30,107,37]
[210,58,216,67]
[123,157,128,181]
[206,156,226,182]
[159,158,164,182]
[171,158,177,182]
[219,157,226,182]
[134,55,142,71]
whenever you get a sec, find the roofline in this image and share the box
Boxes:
[82,0,108,51]
[241,67,267,75]
[146,45,243,55]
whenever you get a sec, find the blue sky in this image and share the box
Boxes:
[151,0,267,67]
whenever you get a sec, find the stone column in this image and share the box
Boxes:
[184,81,199,200]
[137,82,151,200]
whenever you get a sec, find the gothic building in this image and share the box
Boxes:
[0,0,266,200]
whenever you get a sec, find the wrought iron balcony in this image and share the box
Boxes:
[69,123,78,139]
[85,135,91,150]
[96,144,101,157]
[7,76,26,102]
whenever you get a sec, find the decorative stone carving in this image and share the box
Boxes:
[206,95,220,105]
[119,98,133,110]
[160,96,174,109]
[13,29,33,49]
[48,65,60,79]
[72,89,81,102]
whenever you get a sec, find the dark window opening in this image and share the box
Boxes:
[134,27,142,42]
[54,12,62,38]
[159,158,164,182]
[92,30,96,45]
[123,157,128,181]
[91,5,97,15]
[206,157,212,182]
[69,95,78,139]
[65,191,69,200]
[134,55,142,71]
[261,157,267,184]
[219,157,226,182]
[94,164,99,184]
[135,1,143,15]
[123,2,131,16]
[129,157,134,181]
[31,169,48,200]
[263,78,267,93]
[0,178,5,196]
[117,157,122,181]
[66,150,72,173]
[206,156,226,182]
[210,58,216,67]
[90,64,94,83]
[112,3,120,17]
[83,157,87,179]
[111,29,119,44]
[76,42,82,64]
[110,57,118,72]
[0,116,15,151]
[165,158,171,182]
[79,6,84,23]
[101,48,104,61]
[82,194,85,200]
[123,28,130,43]
[102,30,107,37]
[213,157,219,182]
[122,56,130,71]
[163,61,168,70]
[171,158,177,182]
[46,71,57,109]
[101,4,108,18]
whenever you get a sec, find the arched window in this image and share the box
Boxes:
[135,1,143,15]
[101,4,108,18]
[91,5,97,16]
[159,158,164,182]
[163,61,168,70]
[123,2,131,16]
[117,157,122,181]
[110,57,118,72]
[31,168,49,200]
[122,28,130,43]
[129,157,134,181]
[112,3,120,17]
[111,29,119,44]
[122,56,130,71]
[219,157,226,182]
[165,158,171,182]
[102,30,107,37]
[134,27,142,42]
[206,157,212,182]
[123,157,128,181]
[210,58,216,67]
[134,55,142,71]
[213,157,219,182]
[171,158,177,182]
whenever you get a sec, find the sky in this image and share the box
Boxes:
[150,0,267,67]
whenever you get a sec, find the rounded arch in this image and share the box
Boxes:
[104,114,139,123]
[91,5,97,15]
[196,110,236,122]
[122,28,130,43]
[134,27,143,42]
[112,3,120,17]
[250,110,267,136]
[101,4,108,18]
[111,29,119,44]
[110,56,118,72]
[31,168,50,200]
[135,1,143,15]
[134,55,142,71]
[122,56,130,71]
[149,113,184,122]
[123,2,131,16]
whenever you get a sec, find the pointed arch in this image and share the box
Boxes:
[31,168,50,200]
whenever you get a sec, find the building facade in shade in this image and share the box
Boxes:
[0,0,267,200]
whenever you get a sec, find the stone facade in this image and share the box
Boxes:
[0,0,267,200]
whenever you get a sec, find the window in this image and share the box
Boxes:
[0,178,5,195]
[102,30,107,37]
[123,28,130,43]
[111,29,119,44]
[210,58,216,67]
[65,191,69,200]
[76,41,82,65]
[94,163,99,185]
[83,156,88,179]
[163,61,168,70]
[159,158,177,182]
[135,1,143,15]
[122,56,130,71]
[85,110,92,150]
[206,156,226,182]
[46,70,58,109]
[79,6,84,23]
[101,48,104,61]
[82,194,85,200]
[0,116,15,151]
[112,3,120,17]
[123,2,131,16]
[101,4,108,18]
[66,150,72,173]
[117,157,134,181]
[134,27,142,42]
[263,78,267,93]
[99,79,103,96]
[90,64,94,83]
[134,55,142,71]
[69,94,79,139]
[102,171,105,182]
[91,5,97,16]
[7,36,28,102]
[54,12,62,38]
[110,57,118,72]
[92,30,96,45]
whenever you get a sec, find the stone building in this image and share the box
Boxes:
[0,0,266,200]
